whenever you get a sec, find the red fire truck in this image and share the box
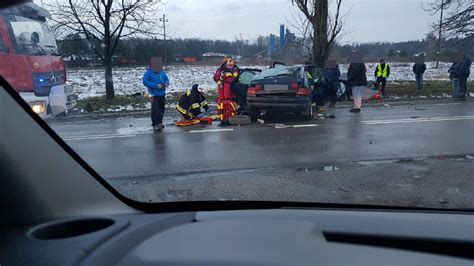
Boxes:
[0,3,75,118]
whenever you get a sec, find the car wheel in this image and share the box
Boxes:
[248,106,260,122]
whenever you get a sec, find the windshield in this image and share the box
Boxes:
[8,15,59,56]
[1,1,474,211]
[255,67,301,79]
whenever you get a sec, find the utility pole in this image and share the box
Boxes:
[436,0,449,68]
[160,14,168,66]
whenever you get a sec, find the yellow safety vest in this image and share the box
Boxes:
[377,64,388,78]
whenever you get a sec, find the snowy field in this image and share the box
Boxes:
[68,62,473,99]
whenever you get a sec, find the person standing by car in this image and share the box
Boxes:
[215,58,240,126]
[374,59,390,97]
[143,57,170,131]
[176,84,210,120]
[214,56,229,122]
[348,55,368,113]
[322,60,341,108]
[457,54,472,101]
[413,58,427,91]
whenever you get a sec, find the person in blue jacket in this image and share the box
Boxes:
[143,57,170,131]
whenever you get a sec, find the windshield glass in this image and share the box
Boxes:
[1,1,473,210]
[255,67,301,79]
[8,15,59,56]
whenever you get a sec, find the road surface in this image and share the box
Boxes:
[48,101,474,208]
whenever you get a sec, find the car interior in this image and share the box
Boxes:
[2,76,474,265]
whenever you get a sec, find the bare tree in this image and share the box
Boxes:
[287,10,313,60]
[424,0,473,44]
[44,0,162,99]
[291,0,344,66]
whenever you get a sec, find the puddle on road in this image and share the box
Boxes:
[116,126,153,135]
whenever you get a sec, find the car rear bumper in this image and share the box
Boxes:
[247,96,311,111]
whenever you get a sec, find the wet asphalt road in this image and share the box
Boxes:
[48,101,474,208]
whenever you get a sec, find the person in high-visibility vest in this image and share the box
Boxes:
[176,84,210,120]
[374,59,390,97]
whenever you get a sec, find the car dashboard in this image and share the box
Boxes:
[2,208,473,266]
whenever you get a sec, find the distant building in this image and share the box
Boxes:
[202,52,228,58]
[174,56,198,63]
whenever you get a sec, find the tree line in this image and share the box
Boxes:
[58,35,473,67]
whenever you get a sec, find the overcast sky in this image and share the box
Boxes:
[162,0,436,43]
[37,0,438,44]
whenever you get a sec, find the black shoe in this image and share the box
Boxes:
[350,108,361,113]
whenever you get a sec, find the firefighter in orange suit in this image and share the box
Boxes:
[214,57,240,125]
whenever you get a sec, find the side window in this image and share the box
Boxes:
[238,71,258,85]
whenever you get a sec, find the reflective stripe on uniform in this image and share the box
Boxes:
[233,72,238,77]
[200,101,209,107]
[186,89,191,96]
[192,103,200,109]
[225,72,233,77]
[177,105,193,117]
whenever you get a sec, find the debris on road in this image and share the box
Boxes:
[384,104,391,107]
[323,166,340,172]
[438,199,449,205]
[338,187,349,193]
[274,123,292,129]
[229,115,251,125]
[411,116,419,119]
[465,155,474,160]
[257,119,265,124]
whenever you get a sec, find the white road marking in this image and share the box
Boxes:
[435,103,462,106]
[363,115,474,125]
[189,129,234,133]
[292,124,318,128]
[62,133,138,141]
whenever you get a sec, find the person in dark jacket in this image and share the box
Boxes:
[348,62,368,113]
[322,61,341,108]
[143,57,170,131]
[448,62,460,99]
[413,61,427,90]
[176,84,210,120]
[457,54,472,101]
[374,59,390,97]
